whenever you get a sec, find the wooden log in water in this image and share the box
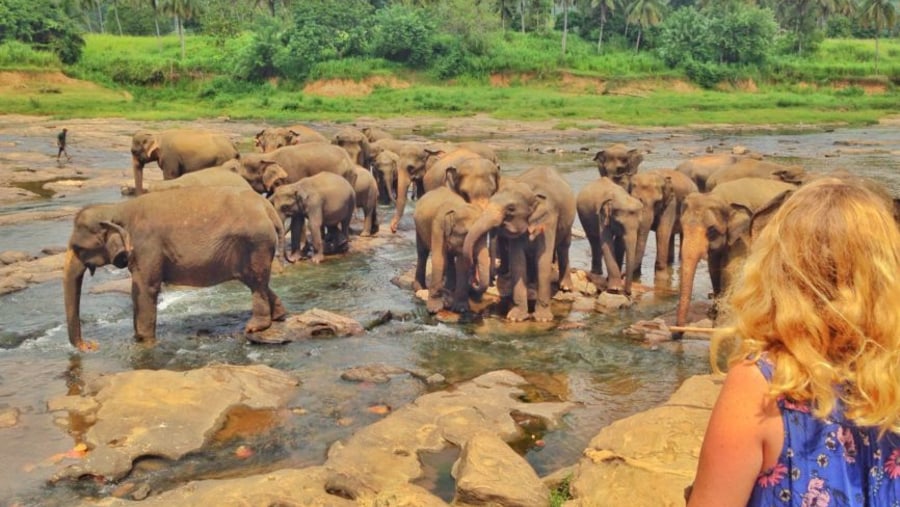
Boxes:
[667,325,716,334]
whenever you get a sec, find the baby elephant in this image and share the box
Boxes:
[270,172,356,264]
[413,187,486,313]
[63,186,287,351]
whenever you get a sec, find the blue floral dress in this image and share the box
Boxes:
[749,359,900,506]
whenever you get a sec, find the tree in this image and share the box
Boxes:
[560,0,570,55]
[592,0,619,52]
[0,0,86,63]
[625,0,667,51]
[859,0,896,73]
[161,0,199,59]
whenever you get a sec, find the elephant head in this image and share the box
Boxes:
[235,154,290,195]
[332,127,370,167]
[131,131,159,195]
[600,193,644,295]
[629,171,675,275]
[434,202,489,312]
[372,151,401,203]
[674,192,754,335]
[462,181,541,293]
[593,144,643,190]
[445,157,501,210]
[255,128,296,153]
[63,205,133,350]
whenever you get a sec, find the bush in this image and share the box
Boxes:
[0,0,85,64]
[0,40,60,68]
[370,4,435,68]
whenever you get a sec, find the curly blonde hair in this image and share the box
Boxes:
[724,177,900,434]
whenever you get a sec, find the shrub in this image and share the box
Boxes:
[370,4,435,68]
[0,0,85,64]
[0,40,60,68]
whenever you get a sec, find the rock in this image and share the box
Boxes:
[425,373,446,385]
[49,364,299,482]
[565,375,722,507]
[0,407,20,428]
[340,364,409,384]
[731,145,749,155]
[0,250,33,265]
[248,308,365,344]
[568,269,598,296]
[452,433,550,507]
[594,292,632,311]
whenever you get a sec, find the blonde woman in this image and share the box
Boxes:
[688,178,900,506]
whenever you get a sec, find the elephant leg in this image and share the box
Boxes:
[586,233,604,276]
[533,233,555,322]
[506,238,529,322]
[656,205,677,274]
[556,235,573,292]
[309,221,325,264]
[131,276,160,343]
[414,243,429,292]
[450,254,470,313]
[288,217,306,263]
[242,248,276,332]
[599,235,624,292]
[269,289,287,321]
[361,205,375,237]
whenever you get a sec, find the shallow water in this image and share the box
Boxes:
[1,122,897,504]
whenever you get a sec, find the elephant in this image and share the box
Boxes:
[332,126,369,167]
[463,166,576,322]
[360,126,394,143]
[422,149,501,208]
[425,141,500,170]
[146,159,288,196]
[675,152,763,192]
[673,177,798,338]
[576,177,644,295]
[413,187,487,314]
[63,186,286,351]
[238,143,357,190]
[352,165,379,236]
[593,143,643,190]
[254,125,329,152]
[130,129,239,196]
[704,159,805,191]
[367,139,439,232]
[269,172,356,264]
[628,168,699,279]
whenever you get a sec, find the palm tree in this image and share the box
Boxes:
[161,0,198,59]
[626,0,666,52]
[560,0,570,56]
[859,0,896,73]
[592,0,618,52]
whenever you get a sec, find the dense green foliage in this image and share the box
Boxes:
[0,0,84,64]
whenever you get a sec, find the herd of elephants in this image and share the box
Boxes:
[62,122,900,352]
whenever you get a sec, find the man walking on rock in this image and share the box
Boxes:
[57,127,71,161]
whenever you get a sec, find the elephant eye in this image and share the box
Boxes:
[706,226,721,240]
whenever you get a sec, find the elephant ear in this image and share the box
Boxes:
[726,203,754,248]
[662,176,675,205]
[254,130,264,148]
[262,163,288,194]
[146,136,160,158]
[599,198,614,227]
[626,149,644,173]
[749,190,793,241]
[100,221,133,269]
[445,166,460,191]
[527,192,551,240]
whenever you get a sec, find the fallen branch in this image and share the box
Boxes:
[666,325,716,334]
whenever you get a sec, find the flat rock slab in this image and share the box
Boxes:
[48,364,299,481]
[248,308,365,344]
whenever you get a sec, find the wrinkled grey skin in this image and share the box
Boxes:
[63,186,286,351]
[332,126,370,167]
[238,144,357,190]
[577,177,644,295]
[422,149,500,209]
[254,125,329,152]
[705,159,805,191]
[592,144,643,190]
[269,172,356,264]
[413,187,487,314]
[146,159,288,196]
[463,166,576,322]
[130,129,239,196]
[629,169,698,279]
[674,177,797,338]
[352,165,379,236]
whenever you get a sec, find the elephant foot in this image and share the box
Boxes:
[75,339,99,352]
[245,315,273,333]
[389,219,400,234]
[360,230,372,238]
[449,301,470,314]
[286,250,304,263]
[311,253,325,264]
[506,307,530,322]
[426,297,444,314]
[271,302,288,322]
[532,305,554,322]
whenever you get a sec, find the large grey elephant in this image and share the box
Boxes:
[673,177,798,338]
[238,144,357,190]
[426,141,500,169]
[422,149,500,208]
[332,126,369,167]
[63,186,286,351]
[705,159,805,191]
[254,125,329,152]
[577,177,644,295]
[463,166,576,322]
[629,168,698,279]
[360,125,394,143]
[675,152,764,192]
[269,172,356,264]
[593,143,643,189]
[146,159,288,196]
[130,129,239,195]
[352,165,379,236]
[413,187,487,314]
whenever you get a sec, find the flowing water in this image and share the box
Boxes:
[1,122,898,505]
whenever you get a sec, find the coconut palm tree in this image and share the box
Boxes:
[560,0,570,56]
[592,0,619,52]
[161,0,198,59]
[626,0,666,52]
[859,0,896,73]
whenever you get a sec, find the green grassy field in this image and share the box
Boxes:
[0,34,897,127]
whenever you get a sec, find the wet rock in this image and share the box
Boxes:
[452,433,550,507]
[248,308,365,344]
[731,145,749,155]
[565,375,722,507]
[594,292,633,311]
[568,269,598,296]
[340,364,409,384]
[0,252,66,295]
[0,407,20,428]
[0,250,33,264]
[49,364,299,482]
[362,310,393,330]
[41,245,68,256]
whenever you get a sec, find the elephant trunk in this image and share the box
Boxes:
[63,248,87,350]
[471,233,491,295]
[132,155,145,196]
[464,204,504,293]
[623,223,639,295]
[674,223,708,339]
[634,206,654,276]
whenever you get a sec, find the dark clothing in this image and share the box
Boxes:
[57,129,70,160]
